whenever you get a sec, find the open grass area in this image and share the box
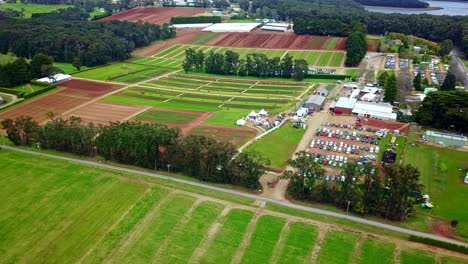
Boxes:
[53,62,89,74]
[104,74,304,113]
[203,108,249,127]
[73,62,150,81]
[403,133,468,238]
[358,238,395,264]
[245,122,305,169]
[1,83,50,96]
[134,109,199,124]
[0,149,463,263]
[0,2,70,18]
[400,249,436,264]
[317,52,333,67]
[330,52,344,67]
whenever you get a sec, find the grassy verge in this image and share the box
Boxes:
[0,2,69,18]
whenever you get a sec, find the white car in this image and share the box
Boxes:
[375,146,379,153]
[310,140,315,147]
[370,147,374,153]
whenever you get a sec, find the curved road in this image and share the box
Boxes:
[2,145,467,248]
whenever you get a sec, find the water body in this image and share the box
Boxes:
[365,1,468,16]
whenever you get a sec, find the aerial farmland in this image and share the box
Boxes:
[0,3,467,264]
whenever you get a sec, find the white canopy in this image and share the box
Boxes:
[248,111,258,117]
[236,119,246,126]
[258,109,268,116]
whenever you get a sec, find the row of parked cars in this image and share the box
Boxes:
[385,55,396,69]
[299,171,357,183]
[315,128,381,145]
[321,123,378,133]
[310,153,348,168]
[310,139,380,154]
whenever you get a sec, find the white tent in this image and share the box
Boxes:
[258,109,268,116]
[248,111,258,117]
[236,119,246,126]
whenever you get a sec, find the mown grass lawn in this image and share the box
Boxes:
[0,2,70,18]
[317,52,333,66]
[53,62,89,74]
[400,249,435,264]
[134,109,199,124]
[245,122,305,169]
[316,230,360,264]
[203,108,249,127]
[403,137,468,238]
[358,238,394,264]
[73,62,149,81]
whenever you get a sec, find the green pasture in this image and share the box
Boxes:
[403,132,468,238]
[245,122,305,169]
[204,108,249,127]
[190,33,218,44]
[73,62,150,81]
[330,52,344,67]
[53,62,89,74]
[0,149,459,264]
[134,109,199,124]
[0,2,69,18]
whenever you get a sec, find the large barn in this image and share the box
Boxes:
[333,97,356,114]
[304,95,326,112]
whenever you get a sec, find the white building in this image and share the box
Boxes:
[202,23,261,32]
[261,25,287,32]
[37,74,71,84]
[173,23,213,29]
[352,101,397,120]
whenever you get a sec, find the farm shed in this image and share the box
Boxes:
[352,101,397,120]
[202,23,261,32]
[261,25,287,32]
[425,131,467,147]
[37,74,72,84]
[304,95,325,112]
[173,23,213,29]
[316,88,329,97]
[334,97,356,114]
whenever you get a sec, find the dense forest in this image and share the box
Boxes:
[183,48,309,81]
[1,115,268,190]
[353,0,429,8]
[0,8,175,66]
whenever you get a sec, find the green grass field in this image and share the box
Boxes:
[317,52,333,67]
[73,62,150,81]
[245,122,305,169]
[203,108,249,127]
[403,134,468,238]
[0,149,455,264]
[53,62,90,74]
[190,33,218,45]
[0,2,69,18]
[134,109,199,124]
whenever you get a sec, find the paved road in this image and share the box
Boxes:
[2,145,468,247]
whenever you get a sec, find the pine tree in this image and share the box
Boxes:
[413,72,422,91]
[383,73,398,103]
[378,71,389,86]
[441,71,456,91]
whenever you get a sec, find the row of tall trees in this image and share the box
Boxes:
[0,10,175,66]
[345,32,367,67]
[284,151,423,220]
[0,53,54,87]
[183,49,309,81]
[1,115,268,189]
[415,90,468,132]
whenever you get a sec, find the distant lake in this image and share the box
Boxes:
[365,1,468,16]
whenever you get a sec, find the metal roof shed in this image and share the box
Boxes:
[304,95,326,112]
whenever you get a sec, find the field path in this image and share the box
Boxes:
[180,111,214,135]
[3,145,468,249]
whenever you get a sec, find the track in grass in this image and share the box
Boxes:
[275,222,318,264]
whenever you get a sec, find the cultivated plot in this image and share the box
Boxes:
[0,150,461,264]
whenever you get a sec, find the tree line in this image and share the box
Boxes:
[345,31,367,67]
[284,151,423,221]
[239,0,468,57]
[415,90,468,132]
[0,53,56,88]
[1,115,269,189]
[183,48,309,81]
[0,9,175,67]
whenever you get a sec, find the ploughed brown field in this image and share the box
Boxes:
[0,80,122,124]
[99,7,206,24]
